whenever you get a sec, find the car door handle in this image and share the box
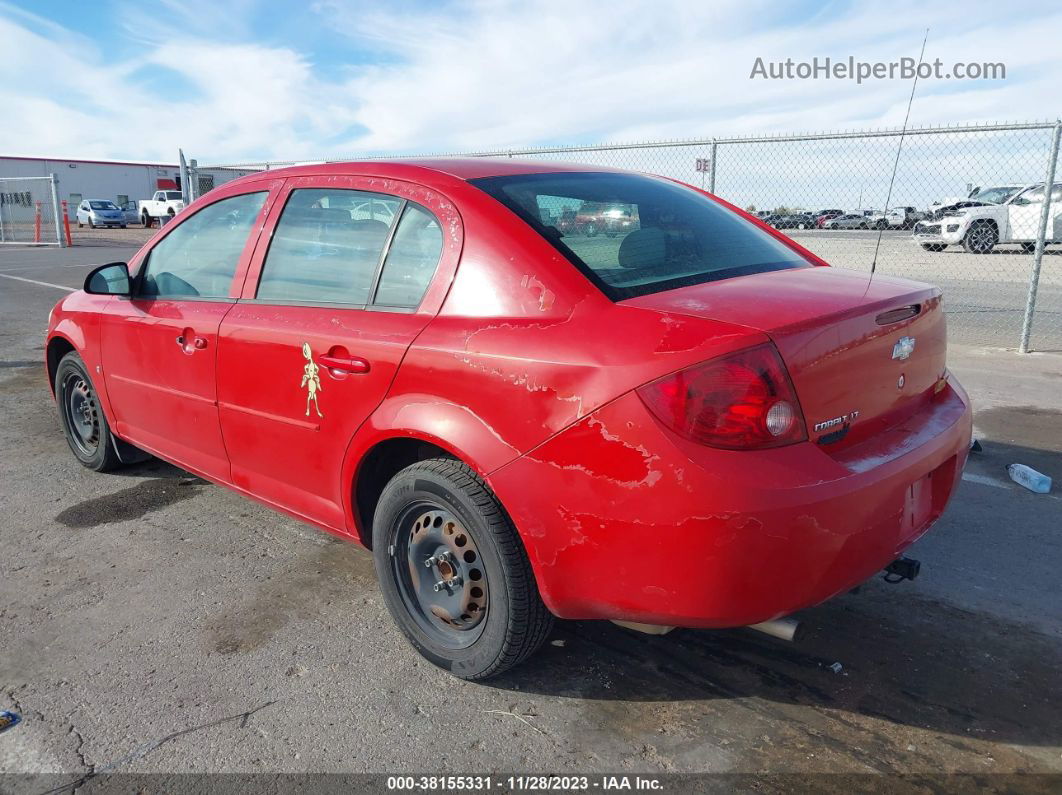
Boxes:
[317,354,370,374]
[176,335,208,350]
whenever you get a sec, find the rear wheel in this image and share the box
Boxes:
[372,458,553,680]
[1020,242,1037,253]
[585,222,598,237]
[55,352,123,472]
[963,221,997,254]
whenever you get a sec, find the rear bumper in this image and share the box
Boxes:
[490,380,972,628]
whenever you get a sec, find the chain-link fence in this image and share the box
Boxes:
[0,174,65,246]
[191,120,1062,352]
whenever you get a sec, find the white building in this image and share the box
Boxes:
[0,155,258,217]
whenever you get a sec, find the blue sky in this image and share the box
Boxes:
[1,0,1059,163]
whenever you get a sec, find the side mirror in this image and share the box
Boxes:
[85,262,131,296]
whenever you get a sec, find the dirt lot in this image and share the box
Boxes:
[1,244,1060,791]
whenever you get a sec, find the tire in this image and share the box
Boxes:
[585,222,597,237]
[876,220,888,230]
[141,213,152,228]
[54,352,123,472]
[1020,242,1037,253]
[920,243,947,252]
[372,458,553,680]
[963,221,998,254]
[120,224,127,229]
[859,222,868,230]
[77,221,83,228]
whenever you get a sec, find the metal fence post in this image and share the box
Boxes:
[1019,119,1061,353]
[708,140,718,194]
[49,173,64,247]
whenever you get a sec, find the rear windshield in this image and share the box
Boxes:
[164,192,183,200]
[469,172,809,300]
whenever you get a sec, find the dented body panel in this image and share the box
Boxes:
[46,158,972,630]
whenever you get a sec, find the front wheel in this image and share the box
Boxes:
[372,458,553,680]
[55,352,123,472]
[963,221,998,254]
[921,243,947,252]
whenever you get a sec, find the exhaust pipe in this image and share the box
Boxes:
[747,618,804,643]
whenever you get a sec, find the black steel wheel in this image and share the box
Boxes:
[963,221,998,254]
[55,352,123,471]
[372,458,553,679]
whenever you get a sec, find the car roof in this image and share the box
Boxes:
[220,157,629,189]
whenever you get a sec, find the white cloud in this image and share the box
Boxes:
[0,0,1058,163]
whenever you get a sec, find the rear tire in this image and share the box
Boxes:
[372,458,553,680]
[55,352,123,472]
[1020,242,1037,253]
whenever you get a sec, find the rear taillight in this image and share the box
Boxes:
[636,343,807,450]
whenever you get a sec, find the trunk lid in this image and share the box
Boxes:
[622,266,947,449]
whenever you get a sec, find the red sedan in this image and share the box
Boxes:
[45,160,972,679]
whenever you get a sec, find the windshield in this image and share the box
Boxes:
[968,186,1020,205]
[89,201,118,210]
[469,172,809,300]
[164,191,183,201]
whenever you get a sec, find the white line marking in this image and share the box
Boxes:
[961,472,1010,490]
[0,273,75,291]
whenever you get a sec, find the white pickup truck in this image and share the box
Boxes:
[138,191,186,227]
[913,183,1062,253]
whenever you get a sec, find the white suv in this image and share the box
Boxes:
[913,183,1061,253]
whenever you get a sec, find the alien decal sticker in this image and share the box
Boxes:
[301,342,323,418]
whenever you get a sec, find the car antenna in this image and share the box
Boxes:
[869,28,930,284]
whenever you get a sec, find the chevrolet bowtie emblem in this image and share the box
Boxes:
[892,336,916,361]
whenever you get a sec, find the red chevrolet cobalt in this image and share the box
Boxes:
[46,160,972,678]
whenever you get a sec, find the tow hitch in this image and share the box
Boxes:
[883,556,921,584]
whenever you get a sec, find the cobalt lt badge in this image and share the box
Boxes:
[892,336,916,361]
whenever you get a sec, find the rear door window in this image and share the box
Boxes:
[256,189,401,305]
[256,189,443,310]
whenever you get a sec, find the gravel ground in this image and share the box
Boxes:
[0,244,1060,792]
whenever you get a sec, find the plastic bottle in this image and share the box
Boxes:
[1006,464,1052,494]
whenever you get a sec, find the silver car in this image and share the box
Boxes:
[76,200,127,229]
[823,213,872,230]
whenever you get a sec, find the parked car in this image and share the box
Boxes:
[773,213,818,230]
[913,182,1062,253]
[823,213,872,229]
[47,160,971,679]
[138,190,186,227]
[75,200,126,229]
[815,210,843,227]
[886,207,925,229]
[118,200,140,226]
[924,185,1023,218]
[572,201,639,237]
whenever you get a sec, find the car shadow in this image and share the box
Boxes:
[485,586,1061,749]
